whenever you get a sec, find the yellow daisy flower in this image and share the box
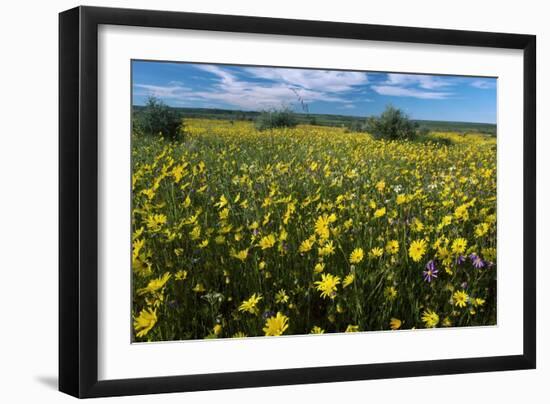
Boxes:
[263,312,289,336]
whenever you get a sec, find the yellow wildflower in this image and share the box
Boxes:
[389,318,402,330]
[374,207,386,218]
[473,297,486,307]
[314,273,341,299]
[275,289,289,304]
[343,273,355,288]
[314,215,331,240]
[475,223,490,238]
[299,238,315,253]
[409,239,427,262]
[238,293,263,314]
[318,241,336,257]
[263,312,289,336]
[133,308,157,338]
[192,283,205,293]
[145,213,167,232]
[214,194,228,209]
[369,247,384,258]
[137,272,171,296]
[311,326,325,334]
[396,194,407,205]
[259,234,276,250]
[384,286,398,300]
[314,262,325,273]
[349,248,364,264]
[421,309,439,328]
[386,240,399,255]
[231,248,249,262]
[189,225,201,240]
[213,324,223,336]
[219,208,229,220]
[345,325,360,333]
[451,238,468,255]
[453,290,469,308]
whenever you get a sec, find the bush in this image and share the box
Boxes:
[365,105,419,141]
[420,134,453,146]
[346,119,365,133]
[255,107,298,131]
[135,97,183,140]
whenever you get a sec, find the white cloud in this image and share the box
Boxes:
[243,67,368,93]
[134,84,190,99]
[470,79,495,89]
[385,73,454,90]
[195,65,238,86]
[371,85,452,99]
[136,65,369,110]
[370,73,455,99]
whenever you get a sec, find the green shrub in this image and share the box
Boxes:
[419,134,453,146]
[255,107,298,131]
[135,97,183,140]
[365,105,419,141]
[346,119,365,133]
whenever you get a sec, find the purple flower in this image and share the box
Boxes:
[469,253,485,269]
[473,256,485,269]
[461,281,468,289]
[423,260,439,282]
[455,255,465,265]
[474,258,485,268]
[426,260,436,271]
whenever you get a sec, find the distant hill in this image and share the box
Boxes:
[413,120,496,135]
[132,105,497,135]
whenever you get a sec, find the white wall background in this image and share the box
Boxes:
[0,0,545,402]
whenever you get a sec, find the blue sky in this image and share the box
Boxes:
[132,60,497,124]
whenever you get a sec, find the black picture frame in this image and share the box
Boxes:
[59,5,536,398]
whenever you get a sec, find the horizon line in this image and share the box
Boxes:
[131,103,497,126]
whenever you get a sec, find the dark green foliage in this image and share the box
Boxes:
[345,119,365,133]
[255,107,298,131]
[365,105,419,141]
[135,97,183,140]
[417,127,430,138]
[418,134,453,146]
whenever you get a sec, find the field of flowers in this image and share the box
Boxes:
[132,119,497,341]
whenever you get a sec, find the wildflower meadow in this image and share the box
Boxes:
[132,119,497,341]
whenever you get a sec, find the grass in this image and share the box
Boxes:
[131,119,497,341]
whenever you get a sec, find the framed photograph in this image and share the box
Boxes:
[59,6,536,398]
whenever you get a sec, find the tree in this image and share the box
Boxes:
[255,107,298,131]
[365,105,419,141]
[136,96,183,140]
